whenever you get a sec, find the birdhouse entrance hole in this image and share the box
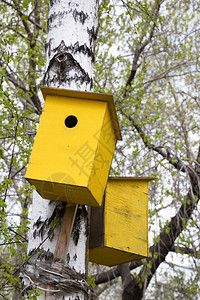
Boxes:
[65,115,78,128]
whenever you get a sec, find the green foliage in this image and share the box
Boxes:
[87,275,96,288]
[0,0,48,297]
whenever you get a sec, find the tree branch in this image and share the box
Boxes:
[171,245,200,259]
[121,110,189,174]
[125,0,161,88]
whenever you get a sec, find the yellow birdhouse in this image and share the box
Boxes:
[25,87,121,207]
[89,177,154,266]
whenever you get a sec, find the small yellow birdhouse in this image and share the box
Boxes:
[25,87,121,207]
[89,177,154,266]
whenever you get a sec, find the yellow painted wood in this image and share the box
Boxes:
[89,177,154,266]
[88,105,116,205]
[25,87,121,207]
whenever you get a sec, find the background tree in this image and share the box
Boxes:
[91,1,200,299]
[0,0,200,299]
[0,0,48,298]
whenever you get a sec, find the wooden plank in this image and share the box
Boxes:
[54,204,78,260]
[45,204,78,299]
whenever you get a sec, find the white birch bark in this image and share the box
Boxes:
[22,1,99,299]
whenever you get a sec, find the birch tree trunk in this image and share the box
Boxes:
[22,1,99,299]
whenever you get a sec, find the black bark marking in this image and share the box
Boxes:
[67,253,70,264]
[38,248,54,261]
[45,38,53,58]
[52,40,94,61]
[49,0,59,6]
[84,205,90,238]
[71,205,88,246]
[68,2,78,7]
[32,202,66,241]
[90,78,93,90]
[73,42,94,62]
[47,11,70,31]
[87,25,99,45]
[73,254,77,261]
[43,41,92,87]
[73,9,89,24]
[27,248,54,262]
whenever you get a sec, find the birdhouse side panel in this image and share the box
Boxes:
[104,180,149,257]
[88,105,117,206]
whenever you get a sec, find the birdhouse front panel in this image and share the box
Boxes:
[89,177,152,266]
[25,87,121,207]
